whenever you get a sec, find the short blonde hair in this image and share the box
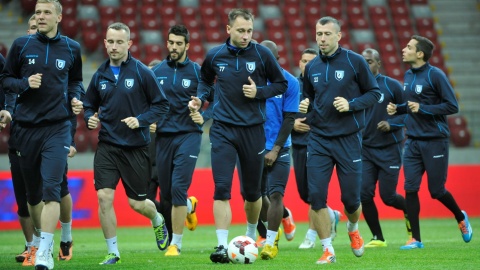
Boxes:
[36,0,62,15]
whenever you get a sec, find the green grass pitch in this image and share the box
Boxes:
[1,218,478,269]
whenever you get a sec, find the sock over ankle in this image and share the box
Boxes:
[151,212,164,227]
[347,221,358,232]
[106,236,119,257]
[320,237,334,253]
[246,222,257,240]
[60,220,73,242]
[216,229,228,247]
[306,229,317,242]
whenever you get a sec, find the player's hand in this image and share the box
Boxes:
[188,96,201,112]
[190,111,204,125]
[28,73,42,89]
[333,96,349,112]
[264,149,279,167]
[377,121,391,132]
[293,117,310,133]
[71,97,83,115]
[68,146,77,158]
[242,76,257,98]
[121,117,139,129]
[299,98,309,113]
[88,112,100,129]
[386,102,397,115]
[408,101,420,113]
[149,122,157,133]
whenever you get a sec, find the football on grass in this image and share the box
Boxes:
[227,235,258,264]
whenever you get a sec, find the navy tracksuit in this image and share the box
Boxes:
[198,38,287,202]
[396,63,459,197]
[361,74,405,206]
[152,57,202,206]
[303,47,381,212]
[1,31,84,203]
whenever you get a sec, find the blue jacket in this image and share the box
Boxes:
[291,75,313,146]
[363,74,405,147]
[152,56,202,134]
[83,53,169,148]
[396,63,458,139]
[303,47,381,137]
[265,69,299,150]
[1,31,84,126]
[197,38,288,126]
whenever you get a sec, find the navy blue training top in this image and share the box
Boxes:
[152,56,202,134]
[396,62,458,139]
[363,74,405,148]
[1,31,84,126]
[303,47,381,137]
[83,53,169,148]
[291,75,314,146]
[197,38,288,126]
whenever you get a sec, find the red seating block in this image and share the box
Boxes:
[0,43,8,56]
[99,6,118,22]
[0,133,9,154]
[20,0,36,14]
[81,0,99,5]
[372,17,391,31]
[199,0,217,7]
[369,6,388,17]
[205,30,224,43]
[120,6,136,21]
[141,17,161,30]
[448,115,468,129]
[349,16,369,29]
[60,17,79,38]
[82,30,101,53]
[450,126,471,147]
[179,7,198,22]
[265,19,285,31]
[356,42,376,52]
[120,0,136,7]
[74,130,90,153]
[284,4,301,18]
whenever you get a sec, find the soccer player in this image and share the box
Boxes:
[360,48,411,247]
[188,8,287,263]
[83,22,170,265]
[293,48,342,250]
[387,35,473,249]
[150,25,201,256]
[256,40,299,260]
[299,16,381,264]
[1,0,84,269]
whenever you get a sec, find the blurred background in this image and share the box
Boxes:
[0,0,479,169]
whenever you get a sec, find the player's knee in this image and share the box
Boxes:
[430,189,446,199]
[213,185,231,200]
[17,206,30,218]
[380,193,397,206]
[244,191,261,202]
[269,192,283,202]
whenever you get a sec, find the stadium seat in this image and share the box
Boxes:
[415,18,435,30]
[20,0,36,14]
[120,6,137,22]
[82,30,101,53]
[305,6,322,28]
[375,29,395,42]
[120,0,137,7]
[390,5,409,18]
[62,0,78,8]
[252,31,265,42]
[356,42,376,52]
[283,4,301,18]
[101,17,117,30]
[144,44,162,60]
[200,6,217,21]
[129,43,141,59]
[88,128,100,152]
[182,20,201,32]
[410,0,429,4]
[99,6,118,22]
[60,17,79,38]
[189,30,202,43]
[0,133,9,154]
[368,6,388,17]
[349,16,369,29]
[74,130,90,153]
[346,5,364,17]
[325,6,342,18]
[62,5,77,19]
[269,30,286,44]
[179,7,198,22]
[244,2,259,14]
[448,115,468,129]
[384,66,404,81]
[378,40,397,55]
[450,126,471,147]
[141,17,161,31]
[81,0,99,5]
[0,42,8,58]
[159,6,177,21]
[205,30,224,43]
[263,0,281,4]
[287,18,306,31]
[393,16,412,29]
[190,44,205,57]
[141,30,162,44]
[372,17,391,31]
[80,19,98,32]
[78,5,99,20]
[204,18,221,31]
[264,18,285,31]
[140,5,156,18]
[161,0,178,8]
[142,0,159,7]
[199,0,217,7]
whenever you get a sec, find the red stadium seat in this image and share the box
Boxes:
[99,6,118,22]
[0,133,9,154]
[20,0,36,14]
[63,5,77,19]
[285,0,302,4]
[325,5,342,18]
[179,7,198,22]
[190,44,205,57]
[120,6,136,22]
[101,17,117,30]
[305,6,321,28]
[82,30,101,53]
[60,17,79,38]
[200,0,217,7]
[120,0,136,7]
[142,0,159,8]
[88,128,100,152]
[376,29,395,42]
[263,0,281,4]
[349,16,369,29]
[81,0,99,5]
[244,2,258,14]
[448,115,468,129]
[161,0,178,8]
[415,17,435,30]
[269,30,286,43]
[393,16,412,29]
[129,43,141,59]
[450,127,471,147]
[205,30,224,43]
[141,17,161,30]
[159,6,177,21]
[252,31,265,42]
[200,6,217,21]
[289,29,307,42]
[265,19,285,31]
[346,5,364,17]
[144,44,162,59]
[384,66,404,81]
[287,18,306,30]
[80,19,98,32]
[372,17,392,31]
[74,130,90,153]
[204,18,221,31]
[369,6,388,17]
[378,40,397,55]
[0,43,8,56]
[391,5,410,18]
[284,4,301,18]
[62,0,77,9]
[356,42,376,52]
[410,0,429,4]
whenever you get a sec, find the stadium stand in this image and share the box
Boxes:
[10,0,473,151]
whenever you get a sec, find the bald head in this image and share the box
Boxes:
[260,40,279,60]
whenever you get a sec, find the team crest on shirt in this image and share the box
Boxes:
[335,70,344,81]
[246,62,256,73]
[56,59,66,70]
[378,93,384,103]
[182,79,191,88]
[415,85,423,94]
[125,79,134,89]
